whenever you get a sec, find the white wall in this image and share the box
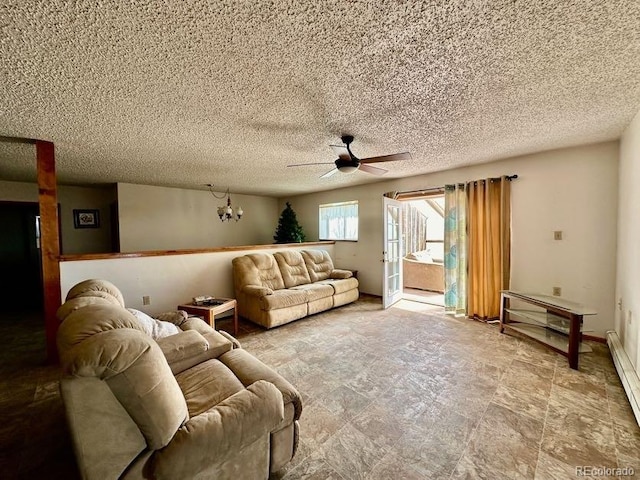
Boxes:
[60,244,335,315]
[117,183,279,252]
[616,109,640,369]
[0,180,116,254]
[283,142,619,337]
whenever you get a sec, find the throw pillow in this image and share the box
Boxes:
[126,308,181,339]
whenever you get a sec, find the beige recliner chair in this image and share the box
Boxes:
[57,279,301,480]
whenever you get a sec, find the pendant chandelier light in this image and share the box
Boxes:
[207,184,243,222]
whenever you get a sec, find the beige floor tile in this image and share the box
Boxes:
[541,399,617,468]
[321,424,380,480]
[5,298,640,479]
[367,451,425,480]
[493,383,549,421]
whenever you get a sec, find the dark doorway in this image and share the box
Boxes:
[0,201,43,312]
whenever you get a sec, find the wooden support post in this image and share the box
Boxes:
[36,141,61,363]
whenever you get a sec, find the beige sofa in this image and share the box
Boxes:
[232,249,359,329]
[57,279,301,480]
[403,250,444,293]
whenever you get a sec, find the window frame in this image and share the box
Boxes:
[318,201,359,241]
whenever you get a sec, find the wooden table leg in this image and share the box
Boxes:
[205,310,215,328]
[568,313,581,370]
[233,306,238,336]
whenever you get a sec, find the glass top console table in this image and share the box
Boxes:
[499,290,597,370]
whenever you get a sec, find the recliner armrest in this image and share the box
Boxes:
[162,321,235,373]
[242,285,274,296]
[153,380,284,478]
[220,349,302,421]
[329,269,353,279]
[156,330,209,369]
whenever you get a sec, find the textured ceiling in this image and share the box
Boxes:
[1,1,639,197]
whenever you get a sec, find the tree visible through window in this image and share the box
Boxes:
[319,201,358,241]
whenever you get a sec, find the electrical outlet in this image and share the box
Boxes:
[618,297,623,311]
[143,296,151,305]
[553,231,563,240]
[552,287,561,296]
[628,310,633,325]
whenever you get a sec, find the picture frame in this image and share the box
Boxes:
[73,209,100,229]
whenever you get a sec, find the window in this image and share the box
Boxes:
[319,201,358,241]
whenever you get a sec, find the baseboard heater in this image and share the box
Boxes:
[606,330,640,426]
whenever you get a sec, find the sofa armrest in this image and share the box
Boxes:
[217,330,242,349]
[242,285,274,296]
[329,269,353,279]
[154,310,188,326]
[153,380,284,478]
[156,330,209,368]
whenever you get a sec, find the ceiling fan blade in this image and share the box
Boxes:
[360,152,412,164]
[359,163,388,176]
[320,168,339,178]
[287,162,334,167]
[329,145,351,161]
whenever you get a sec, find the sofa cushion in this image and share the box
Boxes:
[317,277,359,295]
[260,290,308,311]
[233,253,285,291]
[274,251,311,288]
[290,283,334,301]
[301,250,334,282]
[176,359,245,417]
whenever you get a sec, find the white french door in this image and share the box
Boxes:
[383,196,403,308]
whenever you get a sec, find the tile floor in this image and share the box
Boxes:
[2,296,639,479]
[403,287,444,307]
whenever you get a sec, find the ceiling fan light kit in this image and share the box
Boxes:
[335,158,359,174]
[287,135,411,178]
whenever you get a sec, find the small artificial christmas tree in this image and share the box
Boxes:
[274,202,306,243]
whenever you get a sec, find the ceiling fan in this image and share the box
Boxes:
[287,135,412,178]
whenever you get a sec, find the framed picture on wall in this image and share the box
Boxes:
[73,209,100,229]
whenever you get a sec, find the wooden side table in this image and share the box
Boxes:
[177,298,238,336]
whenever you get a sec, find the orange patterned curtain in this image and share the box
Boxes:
[467,177,511,320]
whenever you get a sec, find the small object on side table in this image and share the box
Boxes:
[178,297,238,335]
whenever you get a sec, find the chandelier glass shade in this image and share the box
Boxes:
[208,184,243,222]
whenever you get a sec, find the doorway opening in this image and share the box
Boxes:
[0,201,44,313]
[400,193,445,307]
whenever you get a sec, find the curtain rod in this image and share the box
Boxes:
[395,174,518,197]
[450,174,518,188]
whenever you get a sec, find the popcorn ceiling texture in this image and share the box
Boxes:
[1,1,639,196]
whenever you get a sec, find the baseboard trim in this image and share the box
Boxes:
[583,334,607,344]
[606,330,640,426]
